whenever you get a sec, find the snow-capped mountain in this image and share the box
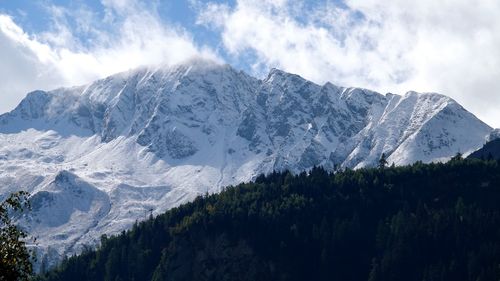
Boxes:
[0,59,493,269]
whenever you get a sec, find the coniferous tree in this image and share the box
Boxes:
[378,153,388,170]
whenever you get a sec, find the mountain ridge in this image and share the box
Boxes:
[0,58,493,269]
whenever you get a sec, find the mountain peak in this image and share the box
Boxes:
[265,68,308,83]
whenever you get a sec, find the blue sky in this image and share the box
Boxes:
[0,1,225,50]
[1,0,500,127]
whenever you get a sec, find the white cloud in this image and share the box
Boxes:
[197,0,500,128]
[0,15,62,113]
[2,0,500,128]
[0,0,218,114]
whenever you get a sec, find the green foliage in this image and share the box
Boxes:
[37,159,500,281]
[0,191,33,281]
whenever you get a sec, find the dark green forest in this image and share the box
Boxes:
[37,157,500,281]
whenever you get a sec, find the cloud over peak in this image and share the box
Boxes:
[0,0,218,114]
[1,0,500,127]
[196,0,500,127]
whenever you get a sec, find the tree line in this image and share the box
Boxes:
[24,156,500,280]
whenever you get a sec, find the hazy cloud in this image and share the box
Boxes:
[0,0,218,114]
[196,0,500,127]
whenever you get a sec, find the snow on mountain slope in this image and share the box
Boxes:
[0,58,493,270]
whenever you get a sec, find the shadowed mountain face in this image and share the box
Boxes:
[0,59,493,269]
[468,137,500,160]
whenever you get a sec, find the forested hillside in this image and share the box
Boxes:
[37,157,500,281]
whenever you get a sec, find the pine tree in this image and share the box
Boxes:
[378,153,388,170]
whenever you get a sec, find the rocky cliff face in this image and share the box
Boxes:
[0,58,492,269]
